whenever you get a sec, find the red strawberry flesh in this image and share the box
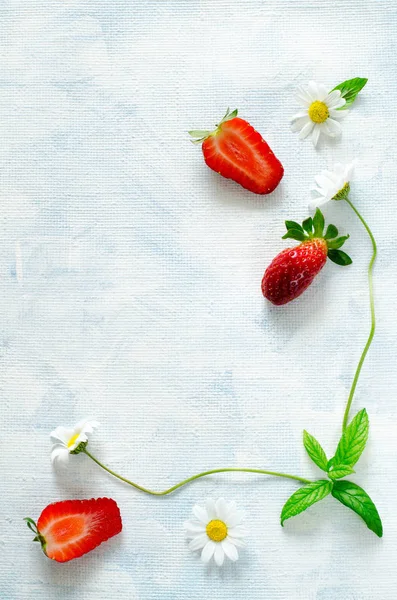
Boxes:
[202,117,284,194]
[36,498,122,562]
[262,239,328,305]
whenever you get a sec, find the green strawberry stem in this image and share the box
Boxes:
[83,448,311,495]
[342,198,377,430]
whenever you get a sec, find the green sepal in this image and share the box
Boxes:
[280,480,333,526]
[313,208,325,237]
[333,408,369,468]
[70,440,88,455]
[331,77,368,109]
[303,430,328,472]
[328,464,355,480]
[324,224,339,240]
[331,480,383,537]
[282,229,307,242]
[24,517,46,549]
[327,235,350,250]
[285,220,304,233]
[327,249,352,266]
[302,217,313,235]
[189,108,238,144]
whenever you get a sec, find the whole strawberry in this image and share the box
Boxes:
[262,209,352,305]
[189,108,284,194]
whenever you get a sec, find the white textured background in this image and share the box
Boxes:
[1,1,397,598]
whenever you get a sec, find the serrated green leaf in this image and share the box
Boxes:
[285,220,303,232]
[302,217,313,235]
[332,480,382,537]
[303,430,328,471]
[328,464,355,480]
[280,480,333,525]
[313,208,325,237]
[324,224,338,240]
[331,77,368,109]
[327,235,350,250]
[282,229,306,242]
[334,408,369,467]
[327,249,353,266]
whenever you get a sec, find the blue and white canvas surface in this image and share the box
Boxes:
[1,1,397,598]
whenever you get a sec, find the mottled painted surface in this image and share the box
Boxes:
[1,1,397,598]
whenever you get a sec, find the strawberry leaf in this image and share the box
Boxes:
[327,235,350,250]
[332,480,382,537]
[327,249,352,266]
[313,208,325,237]
[333,408,369,467]
[302,217,314,235]
[285,220,304,232]
[324,224,339,240]
[303,430,328,471]
[331,77,368,109]
[282,229,307,242]
[280,480,333,525]
[328,464,355,480]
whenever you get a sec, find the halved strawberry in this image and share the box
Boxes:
[25,497,122,562]
[189,108,284,194]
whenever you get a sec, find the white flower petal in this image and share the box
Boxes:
[298,120,314,139]
[324,118,342,137]
[291,116,310,133]
[50,426,74,446]
[192,505,209,524]
[215,498,228,520]
[307,81,319,99]
[290,110,308,123]
[189,534,208,551]
[308,197,328,211]
[214,545,225,566]
[311,124,321,147]
[227,536,246,548]
[325,90,342,108]
[316,83,328,101]
[295,87,312,106]
[184,521,206,536]
[221,539,239,562]
[228,525,249,538]
[205,499,216,520]
[201,541,216,563]
[226,510,245,528]
[51,446,70,466]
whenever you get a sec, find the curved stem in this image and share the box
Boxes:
[342,198,377,430]
[83,449,311,495]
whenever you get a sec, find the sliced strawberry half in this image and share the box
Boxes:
[25,498,122,562]
[189,108,284,194]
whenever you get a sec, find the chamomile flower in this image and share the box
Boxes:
[309,161,355,210]
[291,81,348,147]
[50,419,99,467]
[184,498,248,566]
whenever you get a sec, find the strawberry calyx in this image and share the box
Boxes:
[283,208,352,266]
[188,107,238,144]
[24,517,47,554]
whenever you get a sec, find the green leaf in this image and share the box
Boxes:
[327,235,349,250]
[324,224,338,240]
[332,480,382,537]
[280,480,333,525]
[328,464,355,480]
[333,408,369,467]
[331,77,368,109]
[302,217,313,235]
[303,430,328,471]
[285,220,303,232]
[327,249,352,266]
[313,208,325,237]
[282,229,307,242]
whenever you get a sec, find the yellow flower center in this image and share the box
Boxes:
[67,433,80,448]
[206,519,228,542]
[308,101,329,123]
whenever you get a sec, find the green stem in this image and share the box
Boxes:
[83,448,311,495]
[342,198,377,430]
